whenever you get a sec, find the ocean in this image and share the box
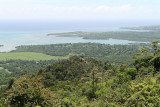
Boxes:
[0,20,156,52]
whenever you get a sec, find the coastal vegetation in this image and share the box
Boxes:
[13,43,151,64]
[48,31,160,42]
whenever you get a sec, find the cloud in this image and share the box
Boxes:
[0,3,159,20]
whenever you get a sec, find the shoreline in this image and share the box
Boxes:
[0,41,149,53]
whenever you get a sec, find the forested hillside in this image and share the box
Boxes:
[0,60,56,85]
[0,41,160,106]
[1,43,149,88]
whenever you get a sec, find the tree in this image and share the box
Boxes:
[4,75,57,107]
[7,78,15,89]
[132,53,141,59]
[152,41,158,55]
[141,48,148,56]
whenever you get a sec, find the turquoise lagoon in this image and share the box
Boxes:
[0,28,148,52]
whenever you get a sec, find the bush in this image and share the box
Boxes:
[126,68,137,80]
[3,75,57,107]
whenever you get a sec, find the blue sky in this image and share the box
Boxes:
[0,0,160,20]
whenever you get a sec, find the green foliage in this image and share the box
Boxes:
[0,60,56,85]
[7,78,15,89]
[152,41,159,55]
[152,55,160,71]
[13,43,150,64]
[0,52,66,61]
[126,68,137,80]
[0,55,160,106]
[125,76,160,106]
[1,41,160,106]
[133,41,160,75]
[133,55,154,71]
[3,75,57,107]
[0,68,10,85]
[38,56,110,87]
[38,55,159,106]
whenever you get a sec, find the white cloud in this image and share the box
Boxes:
[0,2,159,20]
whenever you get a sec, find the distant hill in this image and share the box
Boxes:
[121,25,160,31]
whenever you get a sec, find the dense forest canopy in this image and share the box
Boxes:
[0,43,152,86]
[0,41,160,106]
[13,43,152,64]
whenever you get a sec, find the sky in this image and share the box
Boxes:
[0,0,160,21]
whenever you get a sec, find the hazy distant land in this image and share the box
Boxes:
[120,25,160,31]
[47,30,160,42]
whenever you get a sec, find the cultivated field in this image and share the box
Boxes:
[0,52,67,61]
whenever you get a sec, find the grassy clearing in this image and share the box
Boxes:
[0,67,3,70]
[0,52,67,61]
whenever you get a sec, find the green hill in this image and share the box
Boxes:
[38,56,110,87]
[0,45,160,106]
